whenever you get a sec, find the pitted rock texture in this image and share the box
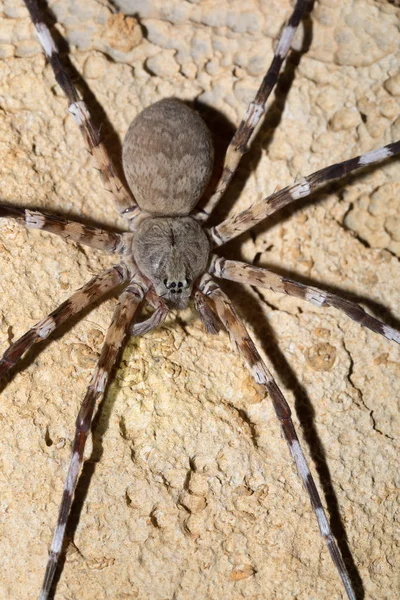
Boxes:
[0,1,399,599]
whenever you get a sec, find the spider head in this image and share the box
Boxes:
[131,216,210,309]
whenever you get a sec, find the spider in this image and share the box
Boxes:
[0,0,399,599]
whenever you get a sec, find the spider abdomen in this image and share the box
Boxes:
[122,98,214,216]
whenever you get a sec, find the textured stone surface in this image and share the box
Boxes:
[0,1,399,599]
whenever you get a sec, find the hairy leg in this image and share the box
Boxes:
[23,0,139,223]
[197,0,311,220]
[0,264,130,380]
[39,280,145,600]
[0,204,131,253]
[200,275,356,600]
[210,256,400,344]
[208,142,400,246]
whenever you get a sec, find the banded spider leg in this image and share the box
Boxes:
[23,0,139,222]
[209,256,400,345]
[197,0,313,220]
[207,143,400,245]
[38,280,150,600]
[199,275,357,600]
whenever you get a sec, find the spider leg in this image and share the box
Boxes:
[39,279,146,600]
[197,0,311,221]
[210,256,400,344]
[23,0,139,224]
[208,141,400,246]
[0,264,130,381]
[0,203,132,253]
[199,274,356,600]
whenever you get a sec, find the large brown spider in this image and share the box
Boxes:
[0,1,399,599]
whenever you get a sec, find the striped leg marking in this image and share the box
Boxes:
[209,139,400,246]
[39,281,145,600]
[210,256,400,344]
[23,0,138,222]
[0,265,129,381]
[198,0,311,220]
[199,275,356,600]
[0,204,130,253]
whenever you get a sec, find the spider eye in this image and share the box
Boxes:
[177,289,182,294]
[171,289,176,294]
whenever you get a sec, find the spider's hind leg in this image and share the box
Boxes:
[39,278,146,600]
[199,274,357,600]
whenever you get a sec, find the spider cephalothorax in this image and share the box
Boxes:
[131,213,210,307]
[1,1,399,599]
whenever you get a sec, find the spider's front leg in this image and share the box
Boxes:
[23,0,139,223]
[200,275,357,600]
[130,288,170,336]
[209,256,400,344]
[198,0,312,220]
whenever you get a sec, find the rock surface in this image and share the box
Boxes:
[0,1,399,599]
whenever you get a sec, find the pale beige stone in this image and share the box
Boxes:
[330,107,362,131]
[385,72,400,96]
[0,1,399,600]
